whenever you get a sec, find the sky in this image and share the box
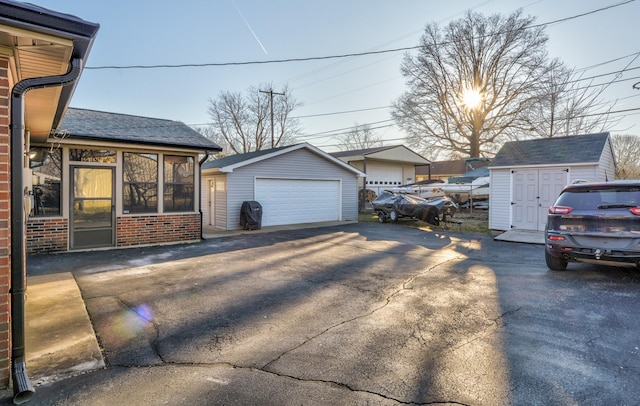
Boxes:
[33,0,640,153]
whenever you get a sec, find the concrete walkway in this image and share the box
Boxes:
[494,229,545,244]
[25,273,104,386]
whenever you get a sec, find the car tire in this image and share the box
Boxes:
[377,212,387,223]
[545,250,567,271]
[389,210,399,222]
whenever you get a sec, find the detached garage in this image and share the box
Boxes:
[489,133,616,232]
[201,143,365,230]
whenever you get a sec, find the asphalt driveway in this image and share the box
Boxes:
[19,222,640,405]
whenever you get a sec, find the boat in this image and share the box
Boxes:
[441,167,490,204]
[390,179,446,199]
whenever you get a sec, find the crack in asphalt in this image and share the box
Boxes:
[261,256,462,371]
[244,256,468,404]
[117,297,166,364]
[109,360,471,405]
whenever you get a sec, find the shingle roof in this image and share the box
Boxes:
[201,145,290,169]
[201,143,366,176]
[330,145,402,158]
[491,133,610,167]
[58,108,222,151]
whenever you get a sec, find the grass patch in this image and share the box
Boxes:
[359,209,491,235]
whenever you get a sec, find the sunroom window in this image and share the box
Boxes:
[30,147,62,217]
[123,153,158,213]
[164,155,194,212]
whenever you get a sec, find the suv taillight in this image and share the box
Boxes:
[549,206,572,215]
[631,207,640,216]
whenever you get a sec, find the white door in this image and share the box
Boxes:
[511,168,568,231]
[209,180,215,226]
[512,170,539,230]
[537,169,568,230]
[255,178,340,226]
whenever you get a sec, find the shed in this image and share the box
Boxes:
[489,133,616,231]
[201,143,365,230]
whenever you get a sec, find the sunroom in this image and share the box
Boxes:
[26,108,221,252]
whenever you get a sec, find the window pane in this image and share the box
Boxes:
[123,153,158,213]
[70,149,116,163]
[30,147,62,216]
[164,155,194,212]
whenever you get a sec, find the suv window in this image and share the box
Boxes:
[556,188,640,210]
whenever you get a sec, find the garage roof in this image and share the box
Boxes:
[491,133,611,168]
[202,143,366,176]
[331,145,430,165]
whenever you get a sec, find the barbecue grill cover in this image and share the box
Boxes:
[240,201,262,230]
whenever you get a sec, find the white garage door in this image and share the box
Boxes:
[255,178,340,226]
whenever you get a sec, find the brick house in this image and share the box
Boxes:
[0,1,99,399]
[0,1,221,400]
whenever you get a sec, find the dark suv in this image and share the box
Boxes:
[545,180,640,271]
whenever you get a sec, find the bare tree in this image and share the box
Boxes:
[393,10,554,158]
[206,83,301,154]
[336,123,384,151]
[528,62,619,138]
[193,125,229,157]
[612,134,640,179]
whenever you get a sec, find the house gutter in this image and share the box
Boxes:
[199,151,212,240]
[10,58,83,404]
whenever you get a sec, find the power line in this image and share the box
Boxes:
[292,105,391,119]
[84,1,636,71]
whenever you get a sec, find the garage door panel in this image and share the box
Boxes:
[255,179,340,226]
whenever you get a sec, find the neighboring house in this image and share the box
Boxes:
[489,133,616,232]
[201,143,365,230]
[0,0,99,395]
[416,157,491,182]
[27,108,221,253]
[331,145,431,200]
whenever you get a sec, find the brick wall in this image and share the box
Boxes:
[116,214,201,247]
[0,57,11,387]
[26,218,68,254]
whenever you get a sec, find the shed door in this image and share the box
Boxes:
[538,169,569,230]
[255,178,340,227]
[511,168,568,231]
[512,170,539,230]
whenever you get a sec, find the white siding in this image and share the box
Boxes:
[224,149,359,230]
[569,166,597,182]
[597,138,616,181]
[201,176,210,226]
[489,169,511,230]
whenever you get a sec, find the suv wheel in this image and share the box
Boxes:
[545,250,567,271]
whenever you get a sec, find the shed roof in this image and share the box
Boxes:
[202,143,366,176]
[57,108,222,151]
[491,133,610,168]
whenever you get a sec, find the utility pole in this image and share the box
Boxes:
[259,88,285,148]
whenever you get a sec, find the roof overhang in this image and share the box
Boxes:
[338,145,430,165]
[0,1,99,142]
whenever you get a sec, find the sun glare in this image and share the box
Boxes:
[462,88,482,109]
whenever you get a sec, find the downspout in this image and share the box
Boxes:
[10,58,83,404]
[199,151,211,240]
